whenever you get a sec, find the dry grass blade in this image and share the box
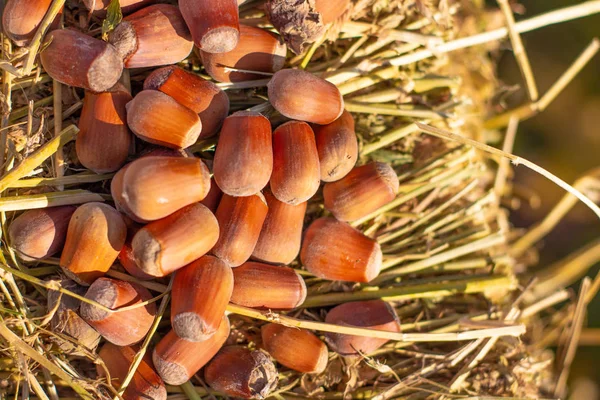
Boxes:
[486,38,600,129]
[493,117,519,202]
[554,278,591,398]
[0,125,78,193]
[528,238,600,302]
[374,232,506,282]
[385,1,600,68]
[227,304,526,341]
[496,0,538,101]
[52,80,64,191]
[0,190,108,212]
[7,173,114,188]
[301,274,515,308]
[113,277,173,400]
[0,323,93,399]
[416,122,600,222]
[21,0,67,75]
[0,0,596,398]
[510,168,600,256]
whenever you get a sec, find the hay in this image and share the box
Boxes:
[0,0,599,399]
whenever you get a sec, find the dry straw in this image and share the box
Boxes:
[0,0,599,399]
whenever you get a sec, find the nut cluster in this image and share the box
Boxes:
[4,0,402,398]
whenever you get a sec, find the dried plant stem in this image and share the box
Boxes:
[528,238,600,301]
[511,167,600,256]
[12,75,52,90]
[47,101,83,130]
[554,278,590,398]
[361,123,422,156]
[486,38,599,128]
[422,255,513,273]
[416,122,600,222]
[579,328,600,346]
[300,274,513,308]
[180,381,203,400]
[0,323,93,399]
[8,173,114,188]
[341,22,443,46]
[493,117,519,202]
[105,270,167,293]
[352,164,480,227]
[332,66,398,94]
[21,0,66,75]
[0,190,108,212]
[9,96,54,123]
[378,180,478,244]
[300,36,326,69]
[0,60,23,77]
[114,277,173,400]
[216,79,270,90]
[586,270,600,305]
[330,35,369,70]
[227,304,525,342]
[521,290,570,319]
[345,102,442,119]
[497,0,538,101]
[1,39,13,173]
[0,262,113,314]
[0,125,78,193]
[374,232,507,283]
[0,272,56,399]
[386,1,600,68]
[52,80,64,191]
[449,281,534,391]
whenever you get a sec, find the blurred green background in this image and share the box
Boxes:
[495,0,600,395]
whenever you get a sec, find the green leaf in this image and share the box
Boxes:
[101,0,123,41]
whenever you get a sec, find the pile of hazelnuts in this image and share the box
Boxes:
[4,0,402,398]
